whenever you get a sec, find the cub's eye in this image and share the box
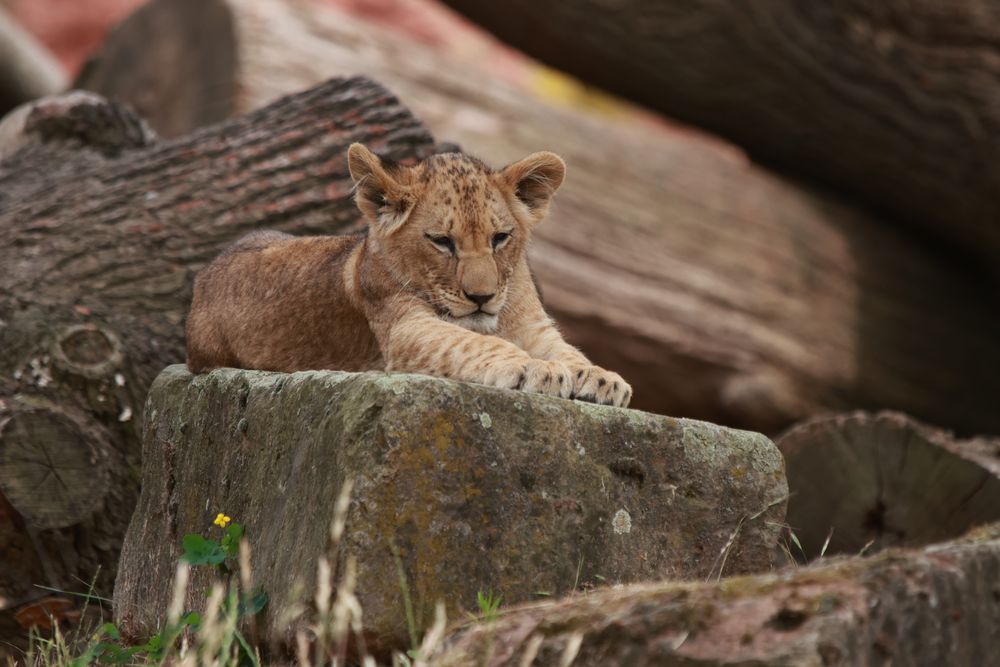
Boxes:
[425,234,455,254]
[492,232,512,250]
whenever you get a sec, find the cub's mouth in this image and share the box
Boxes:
[445,310,499,333]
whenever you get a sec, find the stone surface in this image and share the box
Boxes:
[114,365,786,654]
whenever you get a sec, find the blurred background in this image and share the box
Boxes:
[2,0,1000,657]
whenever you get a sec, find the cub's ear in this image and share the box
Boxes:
[348,143,415,234]
[498,151,566,223]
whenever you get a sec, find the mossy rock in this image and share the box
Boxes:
[114,365,787,655]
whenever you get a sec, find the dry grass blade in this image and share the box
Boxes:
[558,631,584,667]
[518,633,545,667]
[198,583,227,663]
[330,478,355,546]
[167,563,191,626]
[239,538,261,649]
[314,556,333,665]
[413,601,447,667]
[296,630,311,667]
[819,527,834,559]
[708,495,788,581]
[332,556,358,666]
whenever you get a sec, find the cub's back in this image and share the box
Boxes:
[186,231,378,372]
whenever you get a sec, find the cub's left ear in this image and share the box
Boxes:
[498,151,566,222]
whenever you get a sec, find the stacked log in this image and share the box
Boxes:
[431,523,1000,666]
[74,0,1000,435]
[439,0,1000,272]
[776,411,1000,559]
[0,78,433,637]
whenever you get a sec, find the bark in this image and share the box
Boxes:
[439,0,1000,273]
[776,411,1000,560]
[0,6,65,117]
[0,79,433,628]
[74,0,1000,436]
[115,366,787,657]
[431,523,1000,667]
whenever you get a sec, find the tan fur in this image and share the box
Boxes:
[186,144,632,407]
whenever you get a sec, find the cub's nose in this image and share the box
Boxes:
[464,291,495,306]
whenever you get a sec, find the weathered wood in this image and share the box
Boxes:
[440,0,1000,272]
[431,523,1000,667]
[0,401,111,529]
[115,365,787,657]
[75,0,1000,435]
[776,411,1000,560]
[0,79,434,614]
[74,0,236,139]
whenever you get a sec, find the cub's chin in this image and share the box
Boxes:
[444,311,499,334]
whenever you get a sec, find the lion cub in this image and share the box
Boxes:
[185,144,631,407]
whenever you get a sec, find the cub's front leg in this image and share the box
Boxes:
[511,316,633,408]
[379,308,573,400]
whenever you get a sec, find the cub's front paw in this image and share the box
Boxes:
[482,359,572,399]
[571,365,632,407]
[520,359,573,399]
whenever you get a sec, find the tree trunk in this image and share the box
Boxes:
[438,0,1000,273]
[776,411,1000,561]
[115,365,787,658]
[430,522,1000,667]
[0,79,434,630]
[74,0,1000,436]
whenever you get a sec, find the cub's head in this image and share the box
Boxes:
[348,143,565,332]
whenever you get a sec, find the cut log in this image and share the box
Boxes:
[439,0,1000,272]
[0,400,111,530]
[0,79,434,623]
[430,522,1000,667]
[73,0,237,139]
[776,411,1000,561]
[114,365,787,657]
[74,0,1000,436]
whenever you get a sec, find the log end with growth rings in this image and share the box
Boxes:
[0,400,111,530]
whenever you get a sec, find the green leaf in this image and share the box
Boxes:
[239,586,268,617]
[475,589,502,622]
[69,642,103,667]
[95,622,120,641]
[181,533,227,565]
[94,643,137,665]
[221,522,244,557]
[181,611,201,631]
[142,632,165,659]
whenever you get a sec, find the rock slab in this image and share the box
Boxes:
[114,365,787,653]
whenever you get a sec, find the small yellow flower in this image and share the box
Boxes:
[214,513,231,528]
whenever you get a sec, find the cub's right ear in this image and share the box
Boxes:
[348,143,415,234]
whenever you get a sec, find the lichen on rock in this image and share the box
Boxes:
[114,365,787,656]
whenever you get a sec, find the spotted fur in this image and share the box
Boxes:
[185,144,632,407]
